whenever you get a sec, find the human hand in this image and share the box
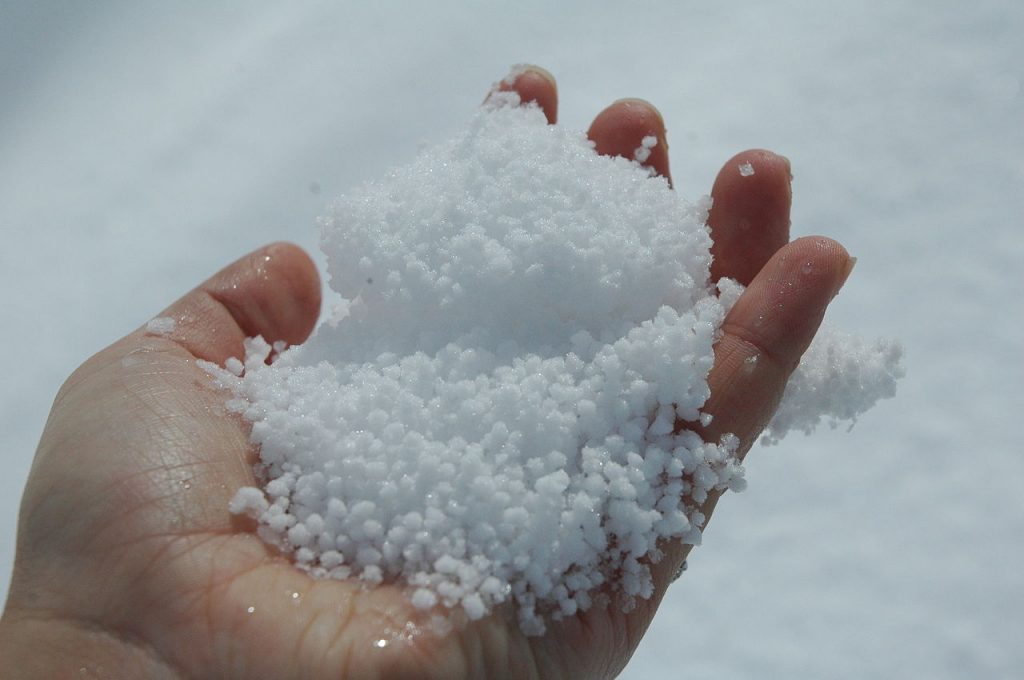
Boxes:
[0,66,851,679]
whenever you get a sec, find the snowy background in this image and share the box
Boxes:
[1,1,1021,677]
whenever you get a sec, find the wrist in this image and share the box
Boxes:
[0,606,181,679]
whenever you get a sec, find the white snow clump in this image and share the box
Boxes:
[204,94,901,634]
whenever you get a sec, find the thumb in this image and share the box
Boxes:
[143,242,321,365]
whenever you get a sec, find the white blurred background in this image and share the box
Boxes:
[1,1,1021,677]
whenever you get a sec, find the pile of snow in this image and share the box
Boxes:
[205,93,901,634]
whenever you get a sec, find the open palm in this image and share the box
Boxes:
[1,68,851,679]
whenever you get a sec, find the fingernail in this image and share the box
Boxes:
[779,153,792,176]
[613,98,665,123]
[524,64,556,87]
[834,255,856,296]
[614,97,658,118]
[618,99,668,152]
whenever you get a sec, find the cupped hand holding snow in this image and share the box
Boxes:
[205,92,902,634]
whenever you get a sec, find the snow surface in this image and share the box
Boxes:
[1,1,1021,677]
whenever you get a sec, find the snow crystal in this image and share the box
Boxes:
[634,135,658,163]
[738,161,755,176]
[224,357,244,377]
[499,63,532,88]
[228,486,268,517]
[204,91,900,634]
[145,316,176,336]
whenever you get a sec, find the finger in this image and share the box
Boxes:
[491,64,558,124]
[587,99,672,185]
[647,236,853,596]
[145,242,321,365]
[708,149,792,286]
[700,236,853,454]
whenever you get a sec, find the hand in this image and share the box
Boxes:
[0,67,851,679]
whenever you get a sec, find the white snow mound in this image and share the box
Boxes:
[204,94,901,634]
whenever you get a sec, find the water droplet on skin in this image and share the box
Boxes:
[246,606,256,614]
[801,261,814,275]
[181,480,192,490]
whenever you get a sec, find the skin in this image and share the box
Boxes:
[0,66,852,679]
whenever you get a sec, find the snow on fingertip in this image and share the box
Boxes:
[634,135,658,163]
